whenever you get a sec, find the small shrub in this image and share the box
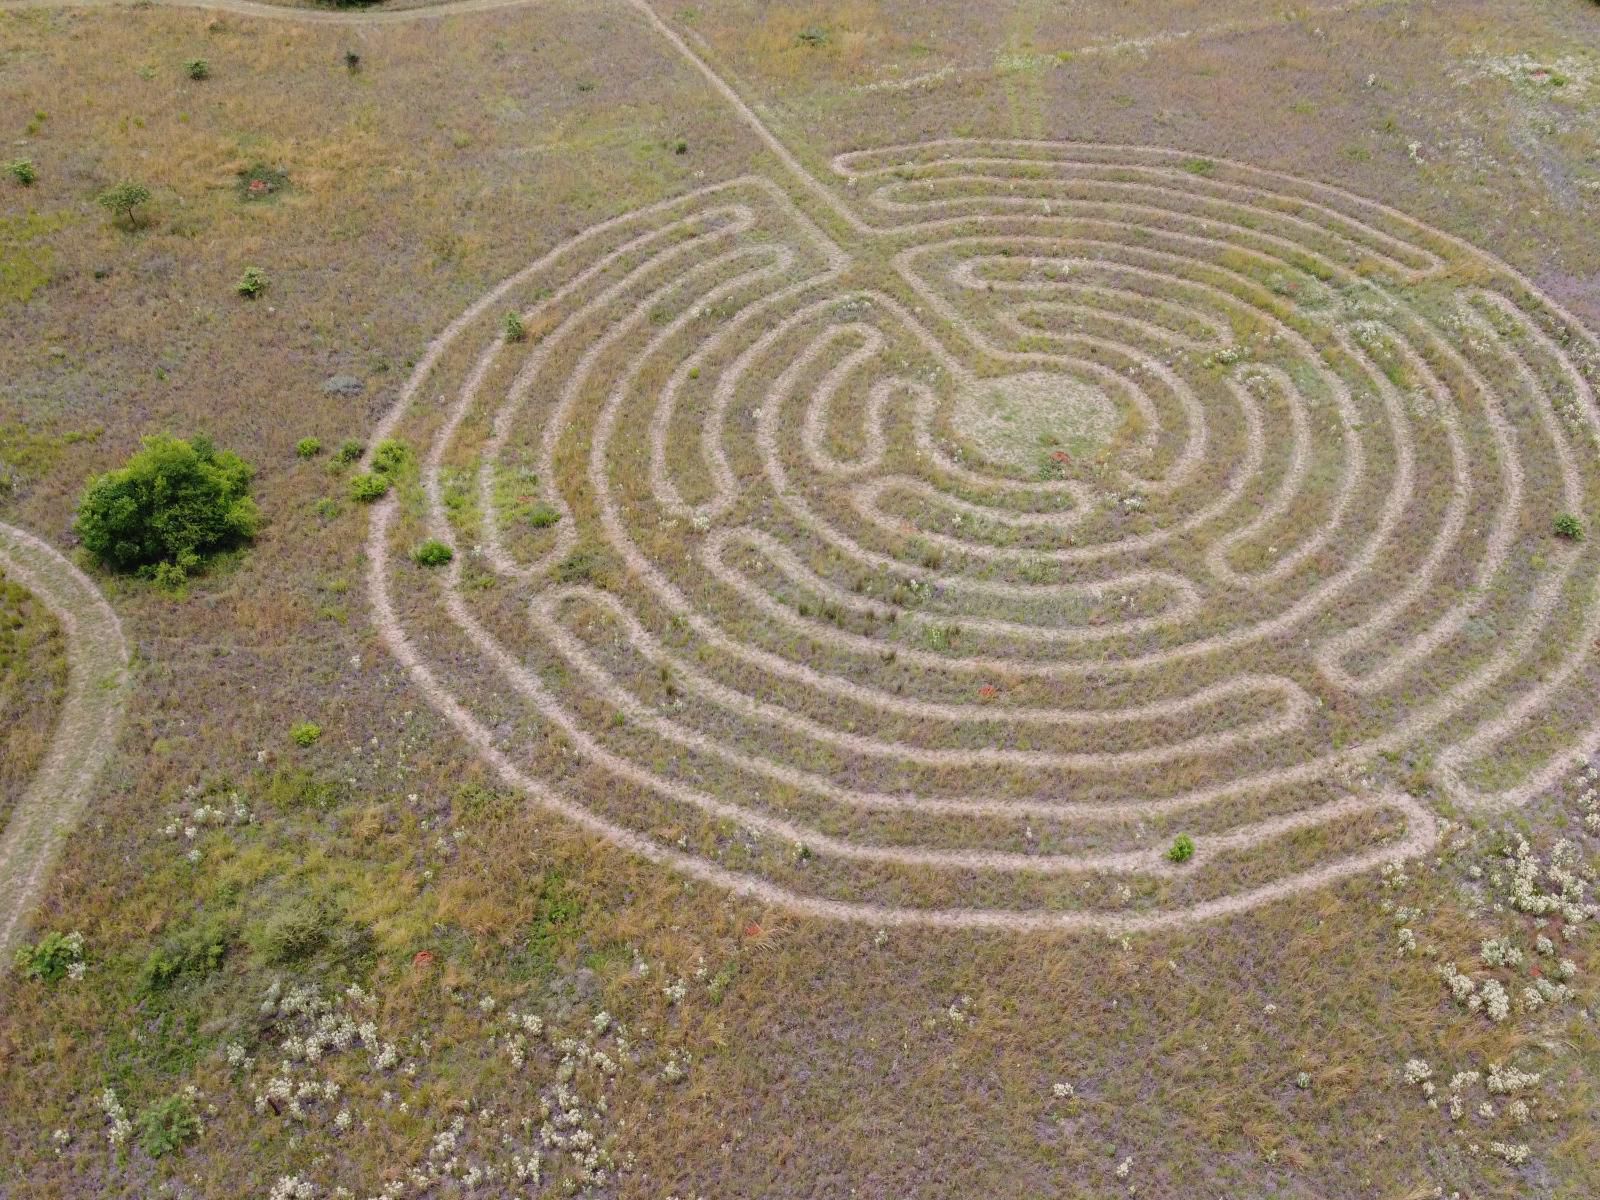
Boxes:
[256,899,330,965]
[295,437,322,459]
[797,26,829,46]
[371,438,409,475]
[673,138,688,155]
[1554,512,1584,541]
[76,434,258,575]
[1166,834,1196,864]
[349,472,389,502]
[5,158,36,186]
[1182,158,1217,176]
[504,311,526,343]
[411,539,453,567]
[12,930,85,982]
[136,1093,199,1159]
[528,502,561,529]
[183,57,209,80]
[236,266,268,299]
[333,439,364,466]
[344,49,362,71]
[96,180,152,228]
[289,721,322,747]
[139,917,232,992]
[236,163,288,202]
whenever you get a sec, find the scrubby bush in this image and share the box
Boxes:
[183,57,210,80]
[411,538,453,566]
[236,265,268,298]
[5,158,36,186]
[76,435,258,577]
[333,439,364,466]
[136,1093,199,1158]
[371,438,409,475]
[96,180,151,228]
[295,437,322,459]
[1555,512,1584,541]
[289,721,322,747]
[139,917,232,992]
[528,502,561,529]
[504,311,526,343]
[349,471,390,502]
[1166,834,1196,864]
[12,930,85,982]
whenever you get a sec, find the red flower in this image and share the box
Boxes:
[978,684,999,700]
[1050,449,1071,463]
[412,950,435,970]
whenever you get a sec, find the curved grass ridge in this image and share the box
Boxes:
[350,4,1600,929]
[0,523,130,955]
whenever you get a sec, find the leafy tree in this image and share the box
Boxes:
[76,435,258,576]
[96,180,152,228]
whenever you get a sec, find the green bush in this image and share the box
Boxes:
[295,437,322,459]
[504,311,526,343]
[411,539,453,567]
[5,158,36,186]
[12,930,85,982]
[139,917,232,992]
[1166,834,1196,864]
[289,721,322,747]
[371,438,409,475]
[349,471,390,502]
[528,502,561,529]
[76,435,258,576]
[96,180,152,228]
[236,266,268,298]
[1555,512,1584,541]
[183,58,210,80]
[256,899,330,965]
[136,1093,199,1158]
[333,439,364,466]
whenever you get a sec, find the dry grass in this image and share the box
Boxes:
[2,0,1600,1196]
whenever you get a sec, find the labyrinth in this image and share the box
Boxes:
[367,140,1600,930]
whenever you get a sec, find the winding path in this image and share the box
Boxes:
[0,524,129,957]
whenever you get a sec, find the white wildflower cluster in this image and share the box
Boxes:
[164,787,254,862]
[267,1174,316,1200]
[1480,938,1523,968]
[944,995,974,1028]
[1580,773,1600,834]
[50,1128,71,1154]
[1051,1081,1075,1100]
[1500,834,1597,923]
[1403,1058,1433,1086]
[662,978,688,1005]
[1488,1141,1531,1166]
[99,1088,131,1148]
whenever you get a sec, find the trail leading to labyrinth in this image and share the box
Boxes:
[360,2,1600,930]
[0,524,129,955]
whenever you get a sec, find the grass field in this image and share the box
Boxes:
[2,0,1599,1196]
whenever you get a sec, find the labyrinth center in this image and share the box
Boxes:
[372,142,1600,927]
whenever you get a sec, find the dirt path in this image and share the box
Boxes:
[0,524,129,957]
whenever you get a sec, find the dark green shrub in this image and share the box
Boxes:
[5,158,36,186]
[333,439,364,466]
[528,503,561,529]
[289,721,322,747]
[411,539,453,567]
[1555,512,1584,541]
[75,435,258,576]
[12,930,85,982]
[136,1093,199,1158]
[139,917,232,992]
[183,58,209,80]
[1166,834,1196,864]
[504,311,526,343]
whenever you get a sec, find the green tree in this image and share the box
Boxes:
[76,435,259,575]
[96,180,152,228]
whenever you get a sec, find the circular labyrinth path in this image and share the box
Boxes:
[0,523,129,954]
[368,141,1600,930]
